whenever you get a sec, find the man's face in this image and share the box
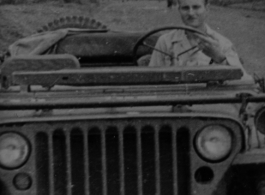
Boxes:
[178,0,208,29]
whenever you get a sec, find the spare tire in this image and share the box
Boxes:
[37,16,108,33]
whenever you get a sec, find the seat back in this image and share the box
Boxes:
[55,32,158,67]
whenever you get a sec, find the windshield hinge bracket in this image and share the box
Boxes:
[237,93,252,122]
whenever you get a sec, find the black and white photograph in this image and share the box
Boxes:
[0,0,265,194]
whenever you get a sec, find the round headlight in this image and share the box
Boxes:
[195,125,232,162]
[0,133,30,169]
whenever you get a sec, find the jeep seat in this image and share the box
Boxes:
[55,32,158,67]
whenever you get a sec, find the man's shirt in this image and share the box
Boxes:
[149,25,244,69]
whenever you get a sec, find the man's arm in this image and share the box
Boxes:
[194,33,242,67]
[194,32,252,79]
[149,37,169,67]
[224,45,252,79]
[195,33,228,64]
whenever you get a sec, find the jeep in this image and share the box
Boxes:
[1,16,265,195]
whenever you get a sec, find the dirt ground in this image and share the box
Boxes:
[0,1,265,76]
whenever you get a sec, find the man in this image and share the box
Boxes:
[149,0,249,77]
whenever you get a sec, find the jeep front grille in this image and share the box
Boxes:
[34,118,193,195]
[28,117,241,195]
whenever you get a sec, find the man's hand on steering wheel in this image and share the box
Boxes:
[194,33,227,64]
[133,26,207,65]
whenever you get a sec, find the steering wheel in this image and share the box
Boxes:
[132,26,206,65]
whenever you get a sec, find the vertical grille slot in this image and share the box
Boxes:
[36,132,50,195]
[136,125,143,195]
[101,128,107,195]
[159,125,174,195]
[106,127,120,195]
[124,126,138,195]
[70,129,85,195]
[49,129,55,195]
[88,127,103,195]
[141,125,156,195]
[118,127,125,195]
[83,128,89,195]
[172,125,178,195]
[53,130,67,195]
[155,126,161,195]
[177,127,191,195]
